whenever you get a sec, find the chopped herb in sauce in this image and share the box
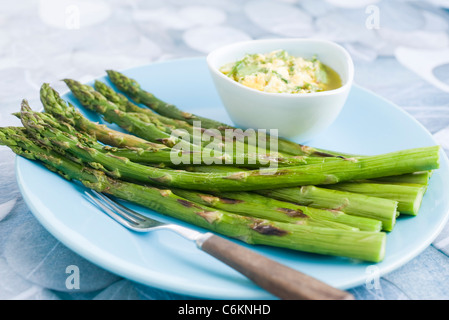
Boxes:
[220,50,342,94]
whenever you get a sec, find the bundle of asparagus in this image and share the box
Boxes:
[0,71,440,264]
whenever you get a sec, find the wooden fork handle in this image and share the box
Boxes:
[197,233,354,300]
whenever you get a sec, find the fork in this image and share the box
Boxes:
[85,190,354,300]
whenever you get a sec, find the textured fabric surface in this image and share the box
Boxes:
[1,0,449,300]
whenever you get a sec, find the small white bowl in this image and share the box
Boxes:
[206,38,354,142]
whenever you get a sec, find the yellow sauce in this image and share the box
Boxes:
[220,50,342,94]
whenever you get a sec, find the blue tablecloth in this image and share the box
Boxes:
[1,0,449,300]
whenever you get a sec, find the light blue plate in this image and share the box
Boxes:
[15,57,449,299]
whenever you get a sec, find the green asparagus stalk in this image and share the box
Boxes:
[20,101,440,192]
[171,189,361,231]
[172,189,382,232]
[105,70,235,131]
[66,79,281,164]
[371,171,432,186]
[182,164,433,189]
[36,110,308,168]
[63,79,196,150]
[324,181,427,215]
[20,104,192,167]
[40,83,166,151]
[94,79,269,156]
[95,79,292,157]
[94,80,195,134]
[109,147,311,168]
[258,186,398,231]
[37,93,312,168]
[186,166,398,231]
[181,165,418,230]
[0,126,387,262]
[65,79,239,155]
[106,69,353,158]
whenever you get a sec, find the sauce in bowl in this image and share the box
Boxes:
[219,50,342,94]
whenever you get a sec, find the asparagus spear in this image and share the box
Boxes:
[40,83,166,151]
[37,93,311,168]
[20,104,193,167]
[109,147,311,168]
[63,79,195,150]
[64,79,230,153]
[171,189,360,231]
[94,79,269,156]
[172,189,382,232]
[94,80,194,134]
[28,101,267,169]
[184,165,397,231]
[183,164,433,186]
[105,69,352,158]
[66,79,280,164]
[258,186,398,231]
[80,78,292,161]
[39,110,308,168]
[324,181,427,215]
[371,171,432,186]
[105,70,235,131]
[0,126,387,262]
